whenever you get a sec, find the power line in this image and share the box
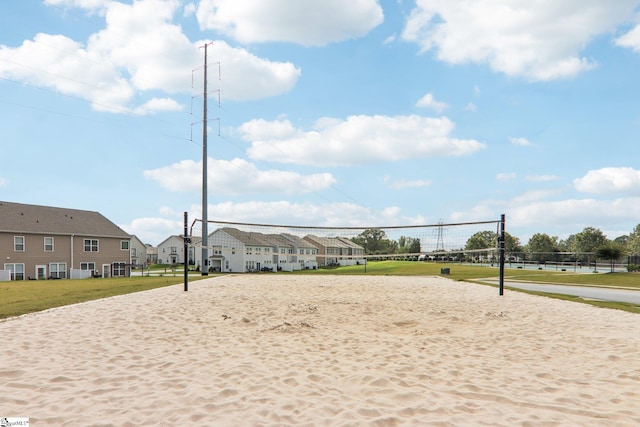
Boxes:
[0,76,192,144]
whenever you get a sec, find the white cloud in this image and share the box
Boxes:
[183,2,197,17]
[125,200,429,244]
[464,102,477,112]
[496,173,517,182]
[511,188,564,203]
[208,41,300,101]
[0,0,300,113]
[451,190,640,239]
[415,92,448,112]
[384,176,431,189]
[89,2,301,101]
[196,0,384,46]
[509,136,532,146]
[241,115,486,166]
[120,216,183,246]
[449,204,496,224]
[401,0,638,81]
[383,34,397,45]
[0,177,7,187]
[615,23,640,52]
[143,157,336,195]
[87,0,199,94]
[133,97,183,115]
[574,167,640,195]
[207,200,427,228]
[0,33,135,112]
[44,0,110,10]
[508,197,640,229]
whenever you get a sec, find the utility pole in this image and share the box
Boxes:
[201,42,211,276]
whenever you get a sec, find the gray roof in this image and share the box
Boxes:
[0,201,130,238]
[336,237,364,249]
[280,233,317,249]
[304,235,363,249]
[217,228,274,246]
[215,228,315,249]
[212,228,362,251]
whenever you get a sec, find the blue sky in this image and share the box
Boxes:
[2,0,640,246]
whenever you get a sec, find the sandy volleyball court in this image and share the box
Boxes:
[1,275,639,426]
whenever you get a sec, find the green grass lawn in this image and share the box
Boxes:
[296,261,640,288]
[2,261,638,319]
[0,274,210,320]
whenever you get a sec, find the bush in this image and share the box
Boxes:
[627,264,640,272]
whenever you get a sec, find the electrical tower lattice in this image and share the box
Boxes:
[435,220,445,252]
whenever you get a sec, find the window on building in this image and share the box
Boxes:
[84,239,99,252]
[121,240,129,250]
[80,262,95,270]
[170,246,177,254]
[132,248,137,257]
[44,237,54,252]
[80,262,96,274]
[4,263,25,280]
[112,262,126,277]
[49,263,67,279]
[14,236,25,252]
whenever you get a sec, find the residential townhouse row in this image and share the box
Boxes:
[0,201,133,281]
[156,228,365,273]
[1,201,365,280]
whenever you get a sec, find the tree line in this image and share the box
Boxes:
[465,224,640,271]
[350,224,640,271]
[351,228,421,255]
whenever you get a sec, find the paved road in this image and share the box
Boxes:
[482,280,640,305]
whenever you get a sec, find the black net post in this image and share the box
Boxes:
[184,211,189,292]
[499,214,505,296]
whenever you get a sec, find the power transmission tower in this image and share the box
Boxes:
[435,219,445,252]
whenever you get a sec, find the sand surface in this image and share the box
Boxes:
[1,275,639,426]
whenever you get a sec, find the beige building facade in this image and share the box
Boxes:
[0,201,131,280]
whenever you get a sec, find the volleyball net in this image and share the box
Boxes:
[191,216,500,264]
